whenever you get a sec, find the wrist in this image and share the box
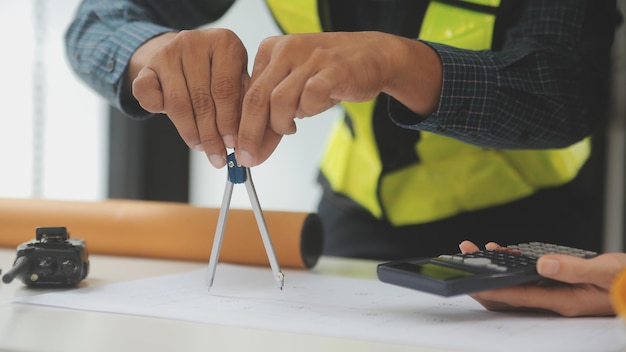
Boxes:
[384,38,442,117]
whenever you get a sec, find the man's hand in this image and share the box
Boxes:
[459,241,626,317]
[127,30,442,169]
[128,28,250,169]
[235,31,442,167]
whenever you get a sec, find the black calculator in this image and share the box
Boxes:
[376,242,598,297]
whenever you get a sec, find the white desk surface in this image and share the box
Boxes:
[0,248,446,352]
[3,247,626,352]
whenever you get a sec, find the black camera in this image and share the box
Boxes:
[2,227,89,287]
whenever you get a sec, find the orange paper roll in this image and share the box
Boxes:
[0,198,323,269]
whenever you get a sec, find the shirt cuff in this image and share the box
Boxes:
[390,41,497,139]
[68,21,175,119]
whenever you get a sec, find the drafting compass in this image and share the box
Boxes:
[206,152,284,291]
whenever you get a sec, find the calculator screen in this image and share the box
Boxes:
[395,262,475,280]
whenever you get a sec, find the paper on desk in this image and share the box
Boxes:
[12,264,625,352]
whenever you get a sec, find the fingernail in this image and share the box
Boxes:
[223,135,235,149]
[237,150,253,166]
[538,258,560,275]
[208,154,226,168]
[192,144,204,152]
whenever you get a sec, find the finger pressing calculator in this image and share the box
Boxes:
[376,242,598,297]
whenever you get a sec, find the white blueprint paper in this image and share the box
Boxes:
[12,264,625,352]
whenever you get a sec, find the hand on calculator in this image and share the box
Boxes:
[459,240,626,317]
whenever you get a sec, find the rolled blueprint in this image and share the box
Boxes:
[0,198,323,269]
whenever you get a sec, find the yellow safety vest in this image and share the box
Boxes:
[266,0,590,226]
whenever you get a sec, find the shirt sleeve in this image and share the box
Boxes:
[64,0,234,119]
[389,0,620,149]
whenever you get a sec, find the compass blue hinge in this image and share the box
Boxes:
[226,152,247,184]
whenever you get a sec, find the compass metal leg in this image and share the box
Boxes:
[206,178,234,290]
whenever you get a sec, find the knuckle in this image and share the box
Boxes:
[165,95,193,118]
[253,37,277,69]
[243,85,268,110]
[269,86,289,106]
[213,29,247,54]
[304,74,329,95]
[167,30,195,52]
[308,46,327,60]
[212,75,239,103]
[189,88,215,117]
[174,29,195,42]
[258,36,279,52]
[213,28,237,41]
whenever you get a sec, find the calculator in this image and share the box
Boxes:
[376,242,598,297]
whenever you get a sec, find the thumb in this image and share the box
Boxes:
[132,68,164,113]
[537,254,615,289]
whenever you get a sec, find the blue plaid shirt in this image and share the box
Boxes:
[65,0,620,149]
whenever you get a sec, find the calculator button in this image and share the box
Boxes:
[511,242,598,259]
[583,250,597,258]
[486,263,508,272]
[463,258,492,267]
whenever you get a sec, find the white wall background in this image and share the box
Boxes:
[0,0,336,213]
[0,0,108,201]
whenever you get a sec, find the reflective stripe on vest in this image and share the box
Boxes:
[266,0,590,226]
